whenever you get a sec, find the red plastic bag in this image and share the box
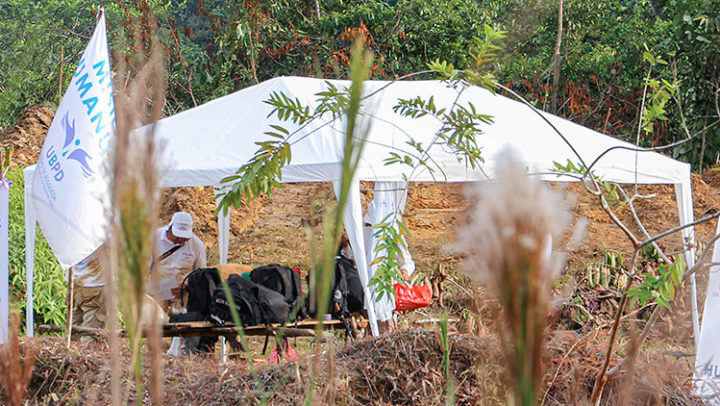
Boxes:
[268,340,298,364]
[394,283,432,312]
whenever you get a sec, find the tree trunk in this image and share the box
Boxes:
[550,0,564,114]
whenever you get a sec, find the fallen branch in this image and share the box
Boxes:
[38,324,107,336]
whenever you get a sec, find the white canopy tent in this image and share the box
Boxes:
[24,76,697,338]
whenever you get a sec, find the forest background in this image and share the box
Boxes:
[0,0,719,327]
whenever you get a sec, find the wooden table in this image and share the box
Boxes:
[41,318,360,362]
[162,319,347,339]
[163,319,352,361]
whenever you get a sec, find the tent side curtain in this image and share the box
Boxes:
[364,181,410,322]
[332,179,379,336]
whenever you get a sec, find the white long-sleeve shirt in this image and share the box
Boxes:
[148,226,206,300]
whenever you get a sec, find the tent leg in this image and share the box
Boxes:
[691,274,700,348]
[674,181,698,349]
[0,183,8,344]
[24,172,36,337]
[214,187,230,264]
[220,336,227,363]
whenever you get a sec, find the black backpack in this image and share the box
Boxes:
[180,267,222,319]
[336,256,364,314]
[209,275,292,326]
[254,283,291,324]
[250,264,306,320]
[306,255,365,319]
[209,275,262,326]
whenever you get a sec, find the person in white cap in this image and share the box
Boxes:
[149,211,206,314]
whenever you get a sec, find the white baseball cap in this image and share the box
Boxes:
[170,211,193,239]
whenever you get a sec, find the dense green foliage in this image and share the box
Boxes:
[494,0,720,166]
[7,169,67,329]
[2,0,718,167]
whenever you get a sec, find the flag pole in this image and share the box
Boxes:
[65,266,74,348]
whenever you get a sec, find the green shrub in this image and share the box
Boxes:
[8,168,67,330]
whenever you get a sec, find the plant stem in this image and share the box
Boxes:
[590,250,639,404]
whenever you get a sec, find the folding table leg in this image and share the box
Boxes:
[221,336,227,363]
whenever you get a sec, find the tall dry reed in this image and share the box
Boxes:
[305,38,373,405]
[458,149,570,406]
[110,17,166,405]
[0,313,36,406]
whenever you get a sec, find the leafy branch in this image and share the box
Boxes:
[552,159,620,206]
[216,136,291,213]
[368,214,410,302]
[626,255,685,308]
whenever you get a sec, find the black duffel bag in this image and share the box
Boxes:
[250,264,306,320]
[209,274,291,326]
[209,275,262,326]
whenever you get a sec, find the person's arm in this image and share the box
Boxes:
[194,237,207,269]
[397,237,415,281]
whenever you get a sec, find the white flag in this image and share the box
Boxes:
[31,11,114,269]
[694,220,720,399]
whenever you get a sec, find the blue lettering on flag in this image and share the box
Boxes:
[73,58,86,77]
[703,364,720,377]
[82,96,98,116]
[92,60,108,84]
[75,73,93,98]
[90,112,106,134]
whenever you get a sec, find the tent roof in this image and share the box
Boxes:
[142,76,689,187]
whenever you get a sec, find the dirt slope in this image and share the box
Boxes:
[0,104,54,167]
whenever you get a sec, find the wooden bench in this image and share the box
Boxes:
[162,319,346,338]
[41,318,364,361]
[163,319,360,361]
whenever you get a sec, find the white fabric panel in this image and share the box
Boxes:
[23,166,36,336]
[694,219,720,397]
[141,77,690,187]
[333,180,379,336]
[364,181,410,322]
[148,78,346,187]
[214,187,230,264]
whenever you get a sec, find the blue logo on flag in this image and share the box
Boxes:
[60,112,94,179]
[45,112,96,182]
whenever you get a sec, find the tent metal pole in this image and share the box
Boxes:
[24,170,36,337]
[215,186,230,361]
[675,180,699,349]
[691,274,699,347]
[214,186,230,265]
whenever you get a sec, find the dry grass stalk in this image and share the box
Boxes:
[111,15,166,405]
[0,313,36,406]
[458,148,571,406]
